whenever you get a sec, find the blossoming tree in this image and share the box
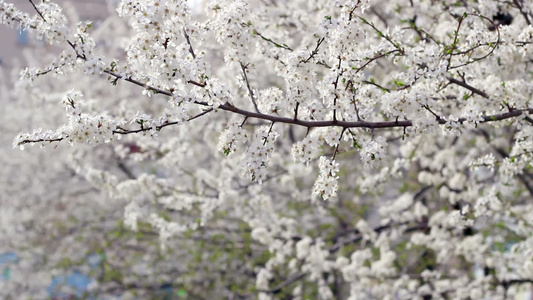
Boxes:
[2,0,533,298]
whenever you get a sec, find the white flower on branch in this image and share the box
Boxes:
[4,0,533,298]
[312,156,339,201]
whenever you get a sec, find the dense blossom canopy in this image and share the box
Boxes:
[1,0,533,299]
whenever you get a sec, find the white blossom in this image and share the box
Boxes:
[312,156,339,201]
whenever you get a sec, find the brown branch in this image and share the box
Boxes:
[263,272,307,294]
[517,173,533,196]
[301,37,325,64]
[17,109,214,146]
[333,55,343,122]
[362,80,391,92]
[477,128,533,196]
[329,222,428,253]
[352,49,402,73]
[262,122,275,146]
[67,40,87,60]
[359,16,401,50]
[422,104,442,121]
[183,30,197,59]
[19,38,532,146]
[18,137,65,145]
[448,13,501,69]
[446,13,465,69]
[504,279,533,286]
[114,108,214,135]
[65,41,205,89]
[332,128,346,160]
[240,62,260,113]
[28,0,46,22]
[513,0,532,26]
[104,69,206,91]
[253,30,293,51]
[18,105,533,145]
[91,57,533,131]
[117,161,136,179]
[447,76,489,98]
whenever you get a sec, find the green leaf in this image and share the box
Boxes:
[223,148,231,156]
[393,80,404,87]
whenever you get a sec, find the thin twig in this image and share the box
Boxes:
[28,0,46,22]
[447,76,489,98]
[513,0,531,25]
[114,108,214,135]
[448,13,501,70]
[253,30,293,51]
[262,122,275,146]
[301,37,325,64]
[184,30,197,59]
[333,55,343,122]
[240,62,260,113]
[263,272,307,294]
[332,128,346,160]
[352,49,402,73]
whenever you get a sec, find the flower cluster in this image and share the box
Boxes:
[13,90,124,148]
[218,122,248,156]
[0,1,31,29]
[241,125,279,183]
[359,135,387,169]
[4,0,533,298]
[208,0,254,66]
[291,134,320,165]
[312,156,339,201]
